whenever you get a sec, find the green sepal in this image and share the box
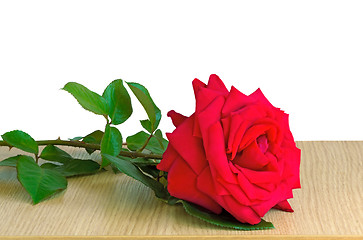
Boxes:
[1,130,38,155]
[16,155,67,204]
[182,201,274,230]
[62,82,109,116]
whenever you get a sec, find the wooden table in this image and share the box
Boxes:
[0,141,362,239]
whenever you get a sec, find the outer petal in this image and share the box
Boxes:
[249,88,275,109]
[167,157,221,213]
[222,86,253,117]
[192,78,206,96]
[166,115,207,174]
[207,74,229,94]
[157,145,178,172]
[273,199,294,212]
[167,110,187,127]
[220,195,261,224]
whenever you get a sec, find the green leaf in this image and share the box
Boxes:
[102,79,133,125]
[167,196,182,205]
[182,201,274,230]
[126,131,167,155]
[140,119,152,133]
[139,165,160,178]
[102,154,167,199]
[100,125,122,167]
[41,159,100,177]
[39,145,73,163]
[127,82,161,132]
[128,157,160,166]
[69,136,83,141]
[0,155,21,167]
[16,155,67,204]
[153,129,168,150]
[62,82,109,116]
[1,130,38,155]
[83,130,104,154]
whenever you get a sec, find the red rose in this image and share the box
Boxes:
[157,74,301,224]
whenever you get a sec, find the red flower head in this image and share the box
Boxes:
[158,74,301,224]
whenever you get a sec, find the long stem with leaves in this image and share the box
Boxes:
[0,139,163,159]
[0,79,169,205]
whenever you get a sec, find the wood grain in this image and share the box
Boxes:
[0,141,362,239]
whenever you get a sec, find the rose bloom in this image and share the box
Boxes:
[157,74,301,224]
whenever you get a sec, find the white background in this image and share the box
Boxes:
[0,0,362,141]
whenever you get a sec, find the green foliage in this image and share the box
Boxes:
[41,159,100,177]
[103,79,132,125]
[128,157,159,166]
[139,165,160,178]
[127,82,161,132]
[0,155,21,167]
[126,131,167,155]
[62,82,109,116]
[40,145,101,177]
[140,119,153,133]
[102,154,167,199]
[40,145,73,163]
[153,129,168,150]
[1,130,38,155]
[100,124,123,167]
[16,155,67,204]
[82,130,104,154]
[182,201,274,230]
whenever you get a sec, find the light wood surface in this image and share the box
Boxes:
[0,141,362,239]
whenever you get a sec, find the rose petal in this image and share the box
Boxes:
[229,162,271,201]
[195,86,226,114]
[220,195,262,224]
[205,121,237,183]
[240,167,280,185]
[251,185,291,216]
[157,145,178,172]
[249,88,275,109]
[238,121,279,152]
[233,141,270,171]
[166,115,207,174]
[192,78,206,96]
[222,86,253,118]
[197,96,225,142]
[207,74,229,94]
[193,86,226,138]
[167,110,187,127]
[167,157,222,214]
[281,146,301,189]
[221,116,231,145]
[273,199,294,212]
